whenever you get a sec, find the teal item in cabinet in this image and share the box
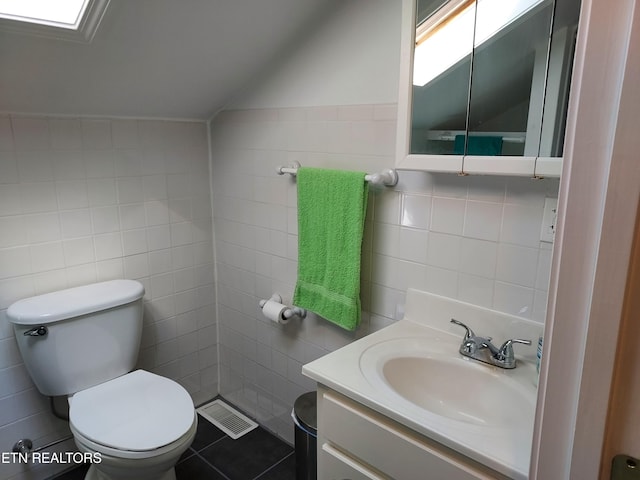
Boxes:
[453,135,503,156]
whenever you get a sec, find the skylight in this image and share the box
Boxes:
[413,0,545,86]
[0,0,88,29]
[0,0,109,42]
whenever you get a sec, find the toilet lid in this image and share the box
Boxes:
[69,370,194,451]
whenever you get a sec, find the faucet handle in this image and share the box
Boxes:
[450,318,475,340]
[498,338,532,362]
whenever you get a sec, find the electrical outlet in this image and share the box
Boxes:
[540,197,558,243]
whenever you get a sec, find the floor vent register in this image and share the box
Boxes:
[196,399,258,439]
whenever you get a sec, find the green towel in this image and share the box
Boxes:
[293,167,369,331]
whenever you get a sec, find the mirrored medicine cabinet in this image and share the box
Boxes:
[395,0,582,177]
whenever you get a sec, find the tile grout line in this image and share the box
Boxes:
[190,450,233,480]
[194,432,230,452]
[251,451,295,480]
[185,429,234,480]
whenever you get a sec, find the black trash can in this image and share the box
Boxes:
[292,392,317,480]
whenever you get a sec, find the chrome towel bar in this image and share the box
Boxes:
[277,161,398,187]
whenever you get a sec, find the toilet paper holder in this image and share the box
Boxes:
[259,294,307,320]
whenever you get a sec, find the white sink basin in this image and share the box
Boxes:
[359,337,536,429]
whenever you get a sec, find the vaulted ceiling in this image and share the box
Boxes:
[0,0,339,119]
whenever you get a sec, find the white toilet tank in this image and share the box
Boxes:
[8,280,145,396]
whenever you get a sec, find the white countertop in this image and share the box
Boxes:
[302,289,542,480]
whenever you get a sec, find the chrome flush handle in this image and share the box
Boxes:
[23,326,48,337]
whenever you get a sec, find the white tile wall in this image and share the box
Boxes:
[0,103,558,472]
[209,104,559,444]
[0,114,216,480]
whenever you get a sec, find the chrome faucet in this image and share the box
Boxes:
[450,318,531,369]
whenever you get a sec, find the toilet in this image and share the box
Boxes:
[7,279,197,480]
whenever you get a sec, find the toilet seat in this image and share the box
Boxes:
[69,370,195,456]
[72,418,197,460]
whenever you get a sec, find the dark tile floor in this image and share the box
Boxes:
[51,402,296,480]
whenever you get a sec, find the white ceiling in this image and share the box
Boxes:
[0,0,339,120]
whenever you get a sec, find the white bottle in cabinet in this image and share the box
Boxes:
[316,385,510,480]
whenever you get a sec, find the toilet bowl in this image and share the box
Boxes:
[7,280,197,480]
[69,370,197,480]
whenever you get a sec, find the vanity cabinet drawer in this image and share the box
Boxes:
[319,389,507,480]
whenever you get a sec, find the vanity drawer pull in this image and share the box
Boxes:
[321,443,387,480]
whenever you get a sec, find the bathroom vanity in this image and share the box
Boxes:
[317,386,507,479]
[303,289,543,480]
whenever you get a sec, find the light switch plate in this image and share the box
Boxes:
[540,197,558,243]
